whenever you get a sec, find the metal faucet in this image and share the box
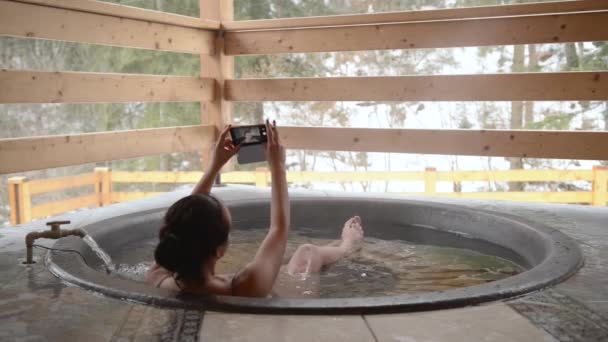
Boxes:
[24,220,86,264]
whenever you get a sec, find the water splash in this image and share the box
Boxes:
[113,262,151,282]
[83,235,115,273]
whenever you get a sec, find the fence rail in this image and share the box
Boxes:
[6,166,607,226]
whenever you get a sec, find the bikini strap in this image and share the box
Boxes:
[156,274,173,288]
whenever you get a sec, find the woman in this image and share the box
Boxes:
[146,120,363,297]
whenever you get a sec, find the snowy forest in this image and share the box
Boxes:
[1,0,607,226]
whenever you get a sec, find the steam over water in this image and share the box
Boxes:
[108,229,521,298]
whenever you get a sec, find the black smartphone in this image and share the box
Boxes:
[229,124,268,146]
[236,144,266,164]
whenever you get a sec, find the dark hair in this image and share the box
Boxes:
[154,194,230,284]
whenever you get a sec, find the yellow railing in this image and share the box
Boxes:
[7,166,607,225]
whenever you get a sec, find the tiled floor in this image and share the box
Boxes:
[201,312,374,342]
[365,304,555,342]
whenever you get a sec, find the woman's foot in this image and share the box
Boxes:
[340,216,364,253]
[287,216,365,275]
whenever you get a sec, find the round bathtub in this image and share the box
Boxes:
[47,190,583,314]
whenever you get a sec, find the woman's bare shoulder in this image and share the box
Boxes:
[146,262,170,286]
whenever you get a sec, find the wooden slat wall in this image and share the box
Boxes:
[0,70,214,103]
[13,0,219,29]
[0,125,215,173]
[226,72,607,102]
[224,0,608,30]
[225,10,608,55]
[277,126,608,161]
[0,0,215,54]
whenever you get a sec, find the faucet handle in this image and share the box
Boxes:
[46,221,71,230]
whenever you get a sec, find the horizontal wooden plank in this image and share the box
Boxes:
[287,171,425,182]
[224,0,608,31]
[402,191,592,204]
[111,192,163,203]
[277,126,608,160]
[0,1,214,54]
[221,171,256,183]
[220,170,591,183]
[221,171,413,184]
[112,171,202,183]
[0,125,215,174]
[31,193,97,219]
[438,170,594,182]
[0,70,214,104]
[13,0,220,30]
[225,10,608,55]
[226,73,608,102]
[29,173,96,194]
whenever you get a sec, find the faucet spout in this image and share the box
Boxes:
[24,220,86,264]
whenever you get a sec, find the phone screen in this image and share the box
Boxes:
[230,124,268,146]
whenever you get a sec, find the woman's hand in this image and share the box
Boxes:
[211,125,240,170]
[265,120,285,171]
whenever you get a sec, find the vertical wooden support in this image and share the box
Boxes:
[424,167,437,195]
[94,167,112,206]
[592,165,608,206]
[255,167,269,187]
[8,176,31,225]
[200,0,234,170]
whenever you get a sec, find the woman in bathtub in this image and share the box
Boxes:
[146,120,363,297]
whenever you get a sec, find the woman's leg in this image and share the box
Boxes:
[287,216,364,275]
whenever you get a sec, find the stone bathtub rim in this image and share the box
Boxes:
[46,190,584,315]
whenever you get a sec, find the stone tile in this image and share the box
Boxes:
[201,312,374,342]
[509,290,608,341]
[365,304,556,342]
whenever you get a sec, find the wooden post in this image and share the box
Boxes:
[8,176,31,225]
[94,168,112,206]
[200,0,234,170]
[592,165,608,206]
[424,167,437,195]
[255,167,268,187]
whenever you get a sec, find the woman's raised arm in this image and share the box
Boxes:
[233,120,290,297]
[192,125,239,195]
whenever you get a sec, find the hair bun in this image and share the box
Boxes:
[154,235,184,273]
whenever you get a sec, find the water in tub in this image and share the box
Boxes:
[106,228,521,298]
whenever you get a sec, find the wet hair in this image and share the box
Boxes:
[154,194,230,284]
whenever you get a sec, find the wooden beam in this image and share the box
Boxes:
[8,176,31,224]
[112,171,202,183]
[29,173,96,194]
[0,70,214,104]
[0,0,214,54]
[11,0,220,30]
[199,0,234,169]
[0,125,215,174]
[437,169,593,182]
[286,171,425,183]
[402,191,592,204]
[277,126,608,161]
[226,72,608,102]
[224,0,608,31]
[225,10,608,55]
